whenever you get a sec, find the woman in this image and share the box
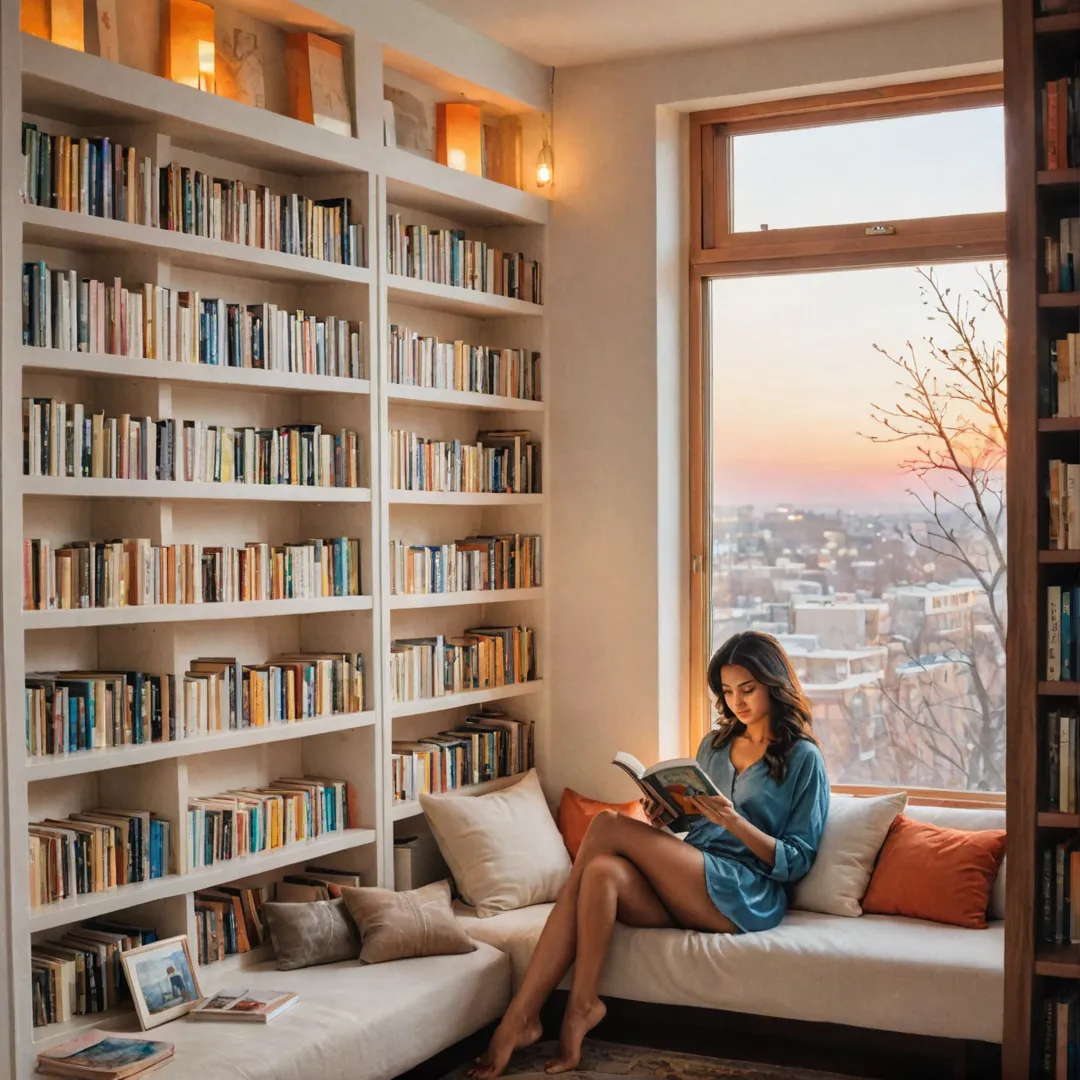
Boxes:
[472,631,830,1078]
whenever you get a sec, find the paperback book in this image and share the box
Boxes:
[612,751,721,824]
[192,987,298,1022]
[36,1030,173,1079]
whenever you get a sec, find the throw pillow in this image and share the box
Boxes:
[420,769,571,917]
[861,815,1007,929]
[557,788,648,859]
[263,897,360,971]
[340,879,476,964]
[791,791,908,917]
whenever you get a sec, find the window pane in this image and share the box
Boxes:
[731,106,1005,232]
[708,263,1007,792]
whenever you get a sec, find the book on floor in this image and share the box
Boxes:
[191,987,298,1023]
[36,1030,173,1079]
[612,751,721,824]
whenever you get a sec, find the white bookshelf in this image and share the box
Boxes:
[2,5,549,1072]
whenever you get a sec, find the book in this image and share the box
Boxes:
[389,534,541,595]
[1040,69,1080,171]
[611,751,722,822]
[191,987,298,1023]
[36,1031,173,1079]
[387,429,542,494]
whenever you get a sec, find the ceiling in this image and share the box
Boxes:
[416,0,996,68]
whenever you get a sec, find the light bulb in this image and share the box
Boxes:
[535,140,554,188]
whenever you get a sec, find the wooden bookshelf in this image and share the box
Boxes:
[1003,2,1080,1075]
[2,5,550,1070]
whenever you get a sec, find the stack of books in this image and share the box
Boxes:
[386,215,542,302]
[1039,839,1079,947]
[388,323,540,400]
[1042,333,1080,418]
[1045,709,1079,813]
[32,919,158,1027]
[1044,217,1078,294]
[193,885,269,965]
[389,626,536,702]
[23,398,363,487]
[21,261,365,378]
[388,429,541,494]
[24,536,363,610]
[391,709,535,802]
[29,810,171,907]
[187,775,355,869]
[1040,66,1080,170]
[389,534,541,594]
[36,1031,174,1079]
[1039,990,1078,1080]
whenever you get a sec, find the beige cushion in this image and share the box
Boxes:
[904,803,1007,921]
[341,880,476,964]
[457,903,1004,1043]
[263,897,361,971]
[792,791,907,917]
[93,943,512,1080]
[421,769,571,917]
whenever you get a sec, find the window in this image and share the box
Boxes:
[690,77,1007,797]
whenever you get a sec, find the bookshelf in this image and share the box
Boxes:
[1003,1,1080,1076]
[2,5,549,1072]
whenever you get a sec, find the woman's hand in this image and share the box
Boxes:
[640,794,669,827]
[685,791,739,829]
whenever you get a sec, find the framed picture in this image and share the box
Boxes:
[121,935,203,1030]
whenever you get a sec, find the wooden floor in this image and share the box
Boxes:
[396,993,1002,1080]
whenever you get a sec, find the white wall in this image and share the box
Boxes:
[545,6,1004,804]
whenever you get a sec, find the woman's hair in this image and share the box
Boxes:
[707,630,817,784]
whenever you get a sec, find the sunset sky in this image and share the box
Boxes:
[711,106,1005,513]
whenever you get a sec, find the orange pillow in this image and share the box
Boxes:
[557,788,648,859]
[862,815,1006,929]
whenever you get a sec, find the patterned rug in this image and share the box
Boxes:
[441,1039,870,1080]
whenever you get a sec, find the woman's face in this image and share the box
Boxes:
[719,664,771,727]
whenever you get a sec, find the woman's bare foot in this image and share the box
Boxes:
[470,1011,543,1080]
[544,998,607,1074]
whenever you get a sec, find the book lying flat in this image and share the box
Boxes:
[191,987,298,1023]
[36,1031,174,1079]
[612,751,721,825]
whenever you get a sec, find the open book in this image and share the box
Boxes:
[612,751,721,825]
[191,988,298,1023]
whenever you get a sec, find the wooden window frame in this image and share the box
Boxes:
[688,75,1007,807]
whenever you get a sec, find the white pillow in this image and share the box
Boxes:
[420,769,571,917]
[792,791,907,917]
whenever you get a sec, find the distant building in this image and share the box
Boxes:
[791,599,890,649]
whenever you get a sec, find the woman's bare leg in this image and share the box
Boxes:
[546,813,737,1074]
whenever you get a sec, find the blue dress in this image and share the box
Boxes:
[681,735,829,933]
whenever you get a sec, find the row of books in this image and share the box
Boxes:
[1037,989,1078,1080]
[388,429,542,494]
[1039,839,1079,947]
[22,262,365,379]
[388,627,536,702]
[23,399,363,488]
[386,216,542,303]
[391,709,535,802]
[1047,459,1080,549]
[1045,218,1079,294]
[389,534,542,595]
[32,918,159,1028]
[1046,585,1080,680]
[194,885,269,966]
[187,775,354,869]
[388,324,541,401]
[1043,333,1080,418]
[1041,69,1080,171]
[25,653,365,757]
[30,810,171,908]
[1046,709,1080,814]
[20,124,365,266]
[23,536,363,610]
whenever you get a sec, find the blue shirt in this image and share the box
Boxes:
[682,734,829,932]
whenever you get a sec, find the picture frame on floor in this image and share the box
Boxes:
[121,935,203,1029]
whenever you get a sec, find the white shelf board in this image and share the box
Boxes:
[381,147,549,227]
[28,828,378,932]
[20,346,371,398]
[23,596,373,630]
[24,477,373,504]
[23,205,372,287]
[391,800,424,822]
[388,490,544,506]
[386,274,543,318]
[390,679,544,718]
[24,711,377,781]
[386,384,544,413]
[389,587,544,610]
[22,35,370,178]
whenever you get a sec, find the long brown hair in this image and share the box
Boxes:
[708,631,817,784]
